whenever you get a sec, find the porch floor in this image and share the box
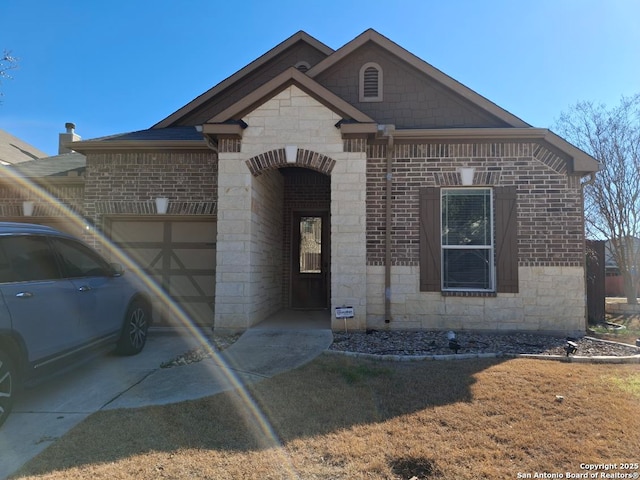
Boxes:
[253,309,331,330]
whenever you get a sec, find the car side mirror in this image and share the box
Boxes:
[110,263,124,277]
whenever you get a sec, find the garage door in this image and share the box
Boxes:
[104,216,216,328]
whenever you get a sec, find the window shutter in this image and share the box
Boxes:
[419,187,441,291]
[495,186,519,293]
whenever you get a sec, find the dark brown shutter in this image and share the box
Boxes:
[495,186,519,293]
[419,187,441,291]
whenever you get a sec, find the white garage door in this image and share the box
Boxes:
[104,216,216,328]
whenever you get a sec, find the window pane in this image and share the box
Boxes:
[52,238,110,278]
[299,217,322,273]
[0,236,60,282]
[442,189,491,246]
[443,249,491,290]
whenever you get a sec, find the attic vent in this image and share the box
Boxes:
[359,62,383,102]
[295,61,310,73]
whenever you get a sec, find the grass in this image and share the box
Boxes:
[11,356,640,480]
[589,312,640,345]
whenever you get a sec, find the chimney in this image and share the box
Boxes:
[58,122,81,154]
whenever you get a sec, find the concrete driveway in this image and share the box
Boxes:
[0,318,332,479]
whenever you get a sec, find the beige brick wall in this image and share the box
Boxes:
[249,169,284,320]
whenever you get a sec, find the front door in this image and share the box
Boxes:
[291,212,329,309]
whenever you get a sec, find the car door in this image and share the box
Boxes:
[0,235,80,362]
[49,237,128,339]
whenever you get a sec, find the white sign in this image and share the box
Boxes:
[335,306,354,319]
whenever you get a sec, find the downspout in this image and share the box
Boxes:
[382,125,395,323]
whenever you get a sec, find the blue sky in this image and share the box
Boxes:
[1,0,638,156]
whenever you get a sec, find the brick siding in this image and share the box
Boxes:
[366,141,585,268]
[83,150,218,226]
[0,180,84,217]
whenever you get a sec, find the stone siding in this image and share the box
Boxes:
[214,85,368,331]
[367,265,585,334]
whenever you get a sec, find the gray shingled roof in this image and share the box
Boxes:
[0,129,48,165]
[89,126,202,142]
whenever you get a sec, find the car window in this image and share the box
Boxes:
[0,235,61,282]
[51,237,111,278]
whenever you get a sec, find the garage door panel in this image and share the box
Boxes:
[172,222,216,242]
[110,221,164,242]
[168,275,216,297]
[123,248,163,270]
[171,249,216,269]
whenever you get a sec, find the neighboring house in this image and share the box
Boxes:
[0,129,48,166]
[2,30,599,335]
[0,124,87,237]
[603,237,640,297]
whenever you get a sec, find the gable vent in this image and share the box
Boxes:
[359,62,383,102]
[295,61,310,73]
[363,67,378,96]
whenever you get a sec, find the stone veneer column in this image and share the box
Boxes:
[214,151,253,332]
[330,151,368,330]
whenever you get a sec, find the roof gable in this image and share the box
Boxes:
[154,31,333,128]
[206,67,374,125]
[308,29,530,128]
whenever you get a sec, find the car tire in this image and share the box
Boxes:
[0,349,16,428]
[116,299,150,356]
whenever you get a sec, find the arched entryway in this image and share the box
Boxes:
[281,168,331,309]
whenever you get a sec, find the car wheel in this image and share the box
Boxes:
[116,299,150,356]
[0,349,15,428]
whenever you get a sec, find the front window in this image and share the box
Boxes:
[441,188,494,291]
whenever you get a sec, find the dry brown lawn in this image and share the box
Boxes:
[11,356,640,480]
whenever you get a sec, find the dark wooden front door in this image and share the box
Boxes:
[291,212,329,309]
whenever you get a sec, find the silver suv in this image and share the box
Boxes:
[0,222,152,427]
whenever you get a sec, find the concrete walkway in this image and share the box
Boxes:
[0,309,332,479]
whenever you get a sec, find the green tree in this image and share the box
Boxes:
[555,94,640,304]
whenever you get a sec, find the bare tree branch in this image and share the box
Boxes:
[0,50,18,99]
[556,94,640,304]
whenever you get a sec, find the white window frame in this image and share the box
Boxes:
[359,62,383,102]
[440,187,495,292]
